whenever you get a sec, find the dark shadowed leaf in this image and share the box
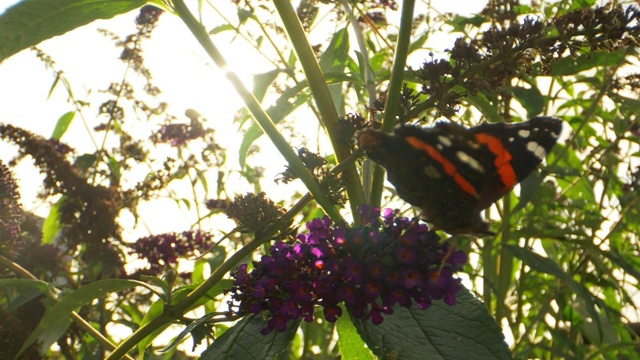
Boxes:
[351,289,512,360]
[200,315,301,359]
[549,50,626,76]
[512,86,545,118]
[42,197,63,245]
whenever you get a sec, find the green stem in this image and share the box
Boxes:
[172,0,343,223]
[495,195,513,322]
[272,0,365,222]
[369,0,415,208]
[341,1,377,107]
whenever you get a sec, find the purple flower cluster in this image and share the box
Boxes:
[130,230,212,275]
[227,205,466,334]
[158,119,205,147]
[0,161,23,243]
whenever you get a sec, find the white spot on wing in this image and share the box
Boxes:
[456,151,485,173]
[518,129,531,138]
[437,135,452,147]
[527,141,546,160]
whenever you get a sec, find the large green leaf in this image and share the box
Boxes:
[0,0,148,62]
[200,315,301,359]
[352,289,512,360]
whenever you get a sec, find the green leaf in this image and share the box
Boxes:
[512,171,545,214]
[0,278,51,293]
[138,299,170,359]
[234,69,284,129]
[0,0,148,62]
[549,50,626,76]
[196,169,208,193]
[319,26,350,73]
[160,312,217,353]
[42,197,64,245]
[138,275,170,299]
[171,279,233,308]
[238,82,310,168]
[46,72,61,100]
[107,156,122,183]
[237,8,253,24]
[73,153,97,175]
[465,90,502,123]
[337,312,373,359]
[200,315,301,359]
[51,111,75,140]
[408,32,429,55]
[1,284,47,312]
[449,14,486,32]
[17,279,154,358]
[352,289,512,360]
[511,86,545,118]
[319,26,350,114]
[209,24,235,35]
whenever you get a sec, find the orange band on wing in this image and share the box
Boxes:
[475,133,517,189]
[405,136,478,197]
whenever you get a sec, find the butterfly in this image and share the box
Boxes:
[358,117,563,235]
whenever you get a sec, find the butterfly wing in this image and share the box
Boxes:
[468,117,563,210]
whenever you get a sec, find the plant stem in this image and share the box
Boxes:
[369,0,415,208]
[273,0,365,222]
